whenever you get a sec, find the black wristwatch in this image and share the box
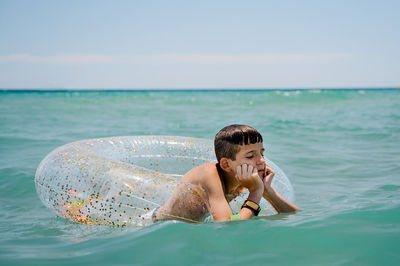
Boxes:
[241,199,261,216]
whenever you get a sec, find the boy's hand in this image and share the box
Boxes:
[235,164,263,193]
[262,162,275,193]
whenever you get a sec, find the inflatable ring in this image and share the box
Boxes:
[35,136,294,226]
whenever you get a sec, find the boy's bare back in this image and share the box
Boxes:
[153,162,223,222]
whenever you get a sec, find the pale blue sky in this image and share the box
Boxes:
[0,0,399,89]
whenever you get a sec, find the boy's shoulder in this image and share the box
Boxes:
[181,162,221,187]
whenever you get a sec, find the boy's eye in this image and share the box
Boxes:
[246,155,254,159]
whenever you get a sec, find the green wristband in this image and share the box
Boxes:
[230,213,241,221]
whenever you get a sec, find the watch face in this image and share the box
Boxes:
[245,200,260,211]
[241,200,261,216]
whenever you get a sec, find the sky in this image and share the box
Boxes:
[0,0,399,89]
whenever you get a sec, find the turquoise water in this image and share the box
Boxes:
[0,89,399,265]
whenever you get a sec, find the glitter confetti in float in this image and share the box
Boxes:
[35,136,294,226]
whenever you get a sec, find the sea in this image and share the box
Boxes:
[0,89,399,265]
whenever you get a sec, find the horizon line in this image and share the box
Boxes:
[1,87,399,93]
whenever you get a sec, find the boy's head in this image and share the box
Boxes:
[214,124,263,162]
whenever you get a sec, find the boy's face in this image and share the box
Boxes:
[229,142,266,179]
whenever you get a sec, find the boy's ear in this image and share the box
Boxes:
[219,157,233,172]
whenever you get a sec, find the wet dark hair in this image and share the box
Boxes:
[214,124,263,162]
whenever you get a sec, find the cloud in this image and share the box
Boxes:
[0,54,115,64]
[153,53,352,64]
[0,53,352,65]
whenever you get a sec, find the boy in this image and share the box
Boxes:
[153,124,299,222]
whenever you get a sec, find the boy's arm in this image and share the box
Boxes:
[235,164,264,219]
[206,164,264,222]
[263,187,299,213]
[207,192,232,222]
[207,187,263,222]
[263,163,299,213]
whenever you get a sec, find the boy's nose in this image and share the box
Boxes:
[256,153,265,164]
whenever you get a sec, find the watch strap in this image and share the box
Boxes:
[241,199,261,216]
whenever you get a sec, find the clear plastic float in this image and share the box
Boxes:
[35,136,294,226]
